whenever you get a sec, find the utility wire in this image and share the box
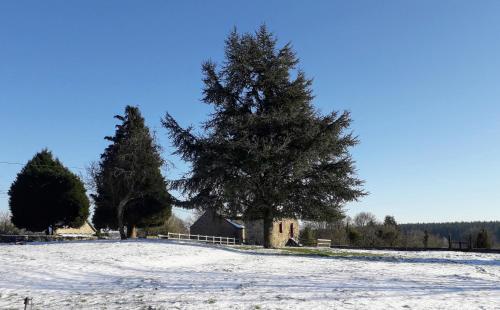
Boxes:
[0,161,85,171]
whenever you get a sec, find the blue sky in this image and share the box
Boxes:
[1,1,499,223]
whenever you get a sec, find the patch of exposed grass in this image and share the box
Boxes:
[234,245,262,251]
[206,298,216,304]
[281,247,384,258]
[229,244,387,259]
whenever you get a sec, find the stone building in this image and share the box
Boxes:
[190,210,245,242]
[190,210,299,247]
[244,218,298,247]
[54,220,97,237]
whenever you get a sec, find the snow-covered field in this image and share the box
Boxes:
[0,240,499,309]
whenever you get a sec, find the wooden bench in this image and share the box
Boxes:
[317,238,331,247]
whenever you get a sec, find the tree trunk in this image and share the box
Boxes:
[117,199,128,240]
[263,209,275,249]
[127,224,137,239]
[118,225,126,240]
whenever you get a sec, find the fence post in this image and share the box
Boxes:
[24,297,32,310]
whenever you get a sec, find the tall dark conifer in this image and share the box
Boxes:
[92,106,172,239]
[9,149,89,233]
[163,26,365,248]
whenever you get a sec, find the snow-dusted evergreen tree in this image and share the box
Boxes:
[9,149,89,233]
[164,26,365,248]
[92,106,172,239]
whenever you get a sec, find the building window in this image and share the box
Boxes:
[290,223,294,237]
[279,222,283,233]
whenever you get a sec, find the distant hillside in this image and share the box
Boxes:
[400,221,500,243]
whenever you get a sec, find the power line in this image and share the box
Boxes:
[0,161,85,171]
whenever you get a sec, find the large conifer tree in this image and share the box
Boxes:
[163,26,365,248]
[92,106,172,239]
[9,149,89,233]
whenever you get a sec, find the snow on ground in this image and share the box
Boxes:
[0,240,499,309]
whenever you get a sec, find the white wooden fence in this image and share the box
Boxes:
[158,232,237,245]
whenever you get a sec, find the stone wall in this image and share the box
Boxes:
[55,220,96,236]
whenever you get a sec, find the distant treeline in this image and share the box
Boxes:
[400,221,500,243]
[301,213,498,249]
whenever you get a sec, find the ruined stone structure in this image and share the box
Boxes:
[244,218,299,247]
[190,210,299,247]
